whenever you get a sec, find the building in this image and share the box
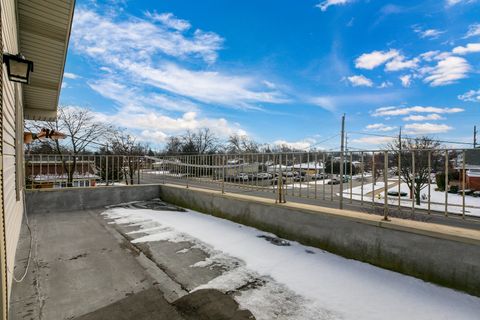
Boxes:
[0,0,74,318]
[455,149,480,191]
[25,159,100,188]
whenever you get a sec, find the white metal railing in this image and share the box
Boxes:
[25,148,480,222]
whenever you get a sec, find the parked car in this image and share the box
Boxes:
[235,173,249,182]
[283,171,295,177]
[327,179,340,185]
[310,173,327,180]
[387,191,408,197]
[294,175,305,182]
[457,189,473,196]
[256,172,272,180]
[327,177,348,185]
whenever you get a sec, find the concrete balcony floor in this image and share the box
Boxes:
[9,205,253,320]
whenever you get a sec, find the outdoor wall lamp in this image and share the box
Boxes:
[3,53,34,84]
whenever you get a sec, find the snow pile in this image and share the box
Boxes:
[103,207,480,320]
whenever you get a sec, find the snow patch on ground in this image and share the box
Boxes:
[343,179,480,217]
[102,208,480,320]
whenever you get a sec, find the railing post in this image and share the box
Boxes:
[383,151,389,220]
[411,151,415,214]
[372,152,375,208]
[186,155,189,188]
[462,149,466,219]
[427,151,431,214]
[360,152,364,205]
[137,157,141,185]
[222,155,225,194]
[277,153,284,203]
[314,152,318,199]
[444,150,449,217]
[349,152,353,204]
[322,153,326,201]
[330,155,334,201]
[398,147,402,212]
[106,155,109,186]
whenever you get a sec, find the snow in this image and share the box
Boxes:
[343,179,480,217]
[103,207,480,320]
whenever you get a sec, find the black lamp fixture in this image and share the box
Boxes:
[3,53,34,84]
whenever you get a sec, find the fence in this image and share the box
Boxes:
[25,148,480,221]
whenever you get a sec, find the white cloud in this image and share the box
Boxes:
[422,56,470,86]
[127,62,288,109]
[93,107,245,144]
[458,89,480,102]
[452,43,480,55]
[273,138,316,150]
[262,80,276,89]
[446,0,476,7]
[419,50,452,62]
[378,81,393,88]
[365,123,396,132]
[72,8,286,109]
[355,49,417,72]
[404,123,452,134]
[63,72,78,79]
[419,51,440,62]
[351,136,394,145]
[145,12,191,31]
[61,82,68,89]
[347,75,373,87]
[88,78,199,112]
[402,114,445,121]
[355,49,399,70]
[464,23,480,38]
[316,0,353,12]
[413,27,445,39]
[309,92,403,112]
[73,9,223,64]
[399,75,412,87]
[385,56,419,71]
[372,106,464,117]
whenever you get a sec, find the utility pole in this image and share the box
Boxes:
[474,125,477,148]
[345,134,348,178]
[339,114,345,210]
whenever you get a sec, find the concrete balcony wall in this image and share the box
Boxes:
[26,185,162,214]
[25,184,480,297]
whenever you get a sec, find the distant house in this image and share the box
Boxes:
[25,159,100,188]
[291,162,325,174]
[455,149,480,190]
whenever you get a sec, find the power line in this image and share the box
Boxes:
[308,133,340,149]
[347,131,475,146]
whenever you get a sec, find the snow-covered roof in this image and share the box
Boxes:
[292,162,324,169]
[31,173,100,182]
[467,169,480,178]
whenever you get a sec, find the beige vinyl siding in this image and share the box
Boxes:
[1,0,25,300]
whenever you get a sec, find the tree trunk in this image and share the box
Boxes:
[415,184,421,205]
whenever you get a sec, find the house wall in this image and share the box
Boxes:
[467,176,480,190]
[1,0,25,315]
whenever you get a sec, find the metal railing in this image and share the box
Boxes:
[25,148,480,222]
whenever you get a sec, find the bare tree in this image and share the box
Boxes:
[109,131,147,185]
[27,106,111,186]
[227,134,260,154]
[180,128,219,154]
[388,136,442,205]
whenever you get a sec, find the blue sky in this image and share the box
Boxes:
[60,0,480,150]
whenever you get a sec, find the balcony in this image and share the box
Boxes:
[9,150,480,319]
